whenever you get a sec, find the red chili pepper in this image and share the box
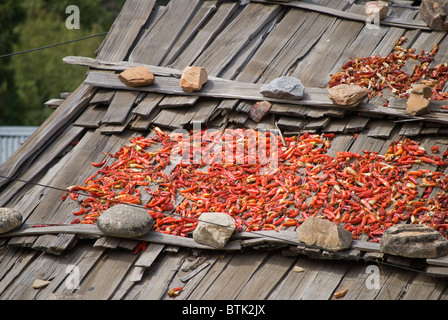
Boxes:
[91,159,106,167]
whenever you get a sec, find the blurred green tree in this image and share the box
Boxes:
[0,0,125,126]
[0,0,26,125]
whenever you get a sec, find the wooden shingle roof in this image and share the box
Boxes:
[2,0,448,301]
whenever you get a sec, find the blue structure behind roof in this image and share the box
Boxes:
[0,126,38,165]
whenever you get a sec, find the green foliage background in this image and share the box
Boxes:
[0,0,126,126]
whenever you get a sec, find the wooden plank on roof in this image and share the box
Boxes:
[189,100,221,125]
[277,116,305,131]
[124,249,185,299]
[306,108,328,119]
[96,0,156,61]
[349,130,386,154]
[345,116,370,132]
[31,234,76,255]
[171,1,238,69]
[90,89,115,105]
[236,4,310,83]
[73,104,107,128]
[268,258,325,299]
[401,272,447,300]
[299,261,350,300]
[304,117,331,130]
[161,1,218,66]
[193,2,281,77]
[84,71,337,107]
[399,121,422,136]
[236,252,295,299]
[321,118,349,133]
[292,4,365,87]
[1,225,242,251]
[129,0,202,65]
[93,236,121,249]
[75,248,139,300]
[427,255,448,267]
[0,247,40,298]
[102,90,139,125]
[252,0,431,30]
[129,115,152,131]
[100,113,136,135]
[367,120,396,138]
[132,93,164,117]
[328,263,381,300]
[152,108,192,130]
[219,12,279,80]
[375,269,415,300]
[158,95,199,108]
[420,126,440,135]
[269,103,308,117]
[134,242,165,268]
[192,251,268,300]
[328,5,418,78]
[258,0,349,84]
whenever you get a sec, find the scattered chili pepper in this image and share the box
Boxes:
[329,37,448,106]
[167,286,183,297]
[64,128,448,243]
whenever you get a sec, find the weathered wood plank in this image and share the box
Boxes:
[236,252,295,299]
[83,71,337,107]
[129,0,202,65]
[102,90,139,125]
[292,4,365,87]
[75,248,139,300]
[93,236,121,249]
[427,254,448,267]
[251,0,431,30]
[73,104,108,128]
[192,251,268,300]
[134,242,165,268]
[329,262,382,300]
[0,225,242,251]
[401,272,447,300]
[161,1,218,67]
[259,0,350,84]
[345,116,370,132]
[96,0,156,61]
[375,269,415,300]
[90,89,116,105]
[367,120,396,138]
[170,2,238,70]
[0,247,40,298]
[124,249,185,300]
[193,3,281,77]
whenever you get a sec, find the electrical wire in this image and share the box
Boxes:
[0,32,108,59]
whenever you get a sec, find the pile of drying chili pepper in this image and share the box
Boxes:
[64,127,448,243]
[329,36,448,104]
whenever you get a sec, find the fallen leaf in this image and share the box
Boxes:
[293,266,304,273]
[334,288,348,299]
[32,279,51,289]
